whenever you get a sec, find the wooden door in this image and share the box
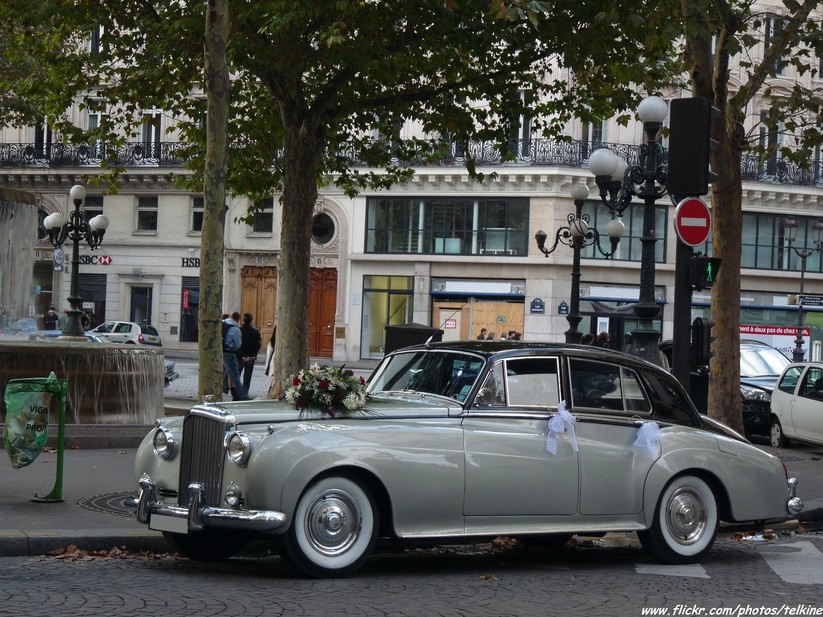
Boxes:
[240,266,277,346]
[309,268,337,357]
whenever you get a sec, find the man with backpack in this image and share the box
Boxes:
[222,312,250,401]
[237,312,263,394]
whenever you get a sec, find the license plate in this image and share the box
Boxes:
[149,513,188,534]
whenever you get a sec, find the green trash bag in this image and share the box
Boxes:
[3,372,63,469]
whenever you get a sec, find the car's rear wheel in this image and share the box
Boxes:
[770,419,790,448]
[162,529,248,561]
[282,476,378,578]
[638,475,718,564]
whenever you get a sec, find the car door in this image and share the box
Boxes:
[773,365,804,438]
[791,365,823,445]
[567,357,660,516]
[462,355,580,517]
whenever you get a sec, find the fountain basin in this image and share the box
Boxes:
[0,340,164,425]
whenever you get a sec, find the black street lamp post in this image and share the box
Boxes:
[587,96,669,366]
[44,185,109,338]
[535,183,625,344]
[782,217,823,362]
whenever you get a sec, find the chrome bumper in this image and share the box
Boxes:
[137,473,287,534]
[788,477,804,516]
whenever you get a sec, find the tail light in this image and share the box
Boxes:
[139,333,145,343]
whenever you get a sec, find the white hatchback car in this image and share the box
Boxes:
[90,321,162,347]
[770,361,823,448]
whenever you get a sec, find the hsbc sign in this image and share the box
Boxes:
[79,254,113,265]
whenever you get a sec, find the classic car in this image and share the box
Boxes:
[770,361,823,448]
[135,341,803,577]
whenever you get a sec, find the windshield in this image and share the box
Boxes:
[367,350,485,402]
[740,345,790,378]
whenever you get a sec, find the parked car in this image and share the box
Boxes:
[27,330,108,343]
[135,341,802,577]
[660,339,791,437]
[90,321,162,346]
[770,361,823,448]
[164,358,179,388]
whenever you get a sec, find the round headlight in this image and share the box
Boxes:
[227,432,251,466]
[152,427,175,460]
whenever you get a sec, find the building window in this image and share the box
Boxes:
[582,200,667,264]
[136,196,158,232]
[251,196,274,234]
[88,25,103,54]
[508,90,533,159]
[180,276,199,343]
[84,195,104,224]
[582,120,607,160]
[360,275,414,359]
[140,112,162,160]
[191,196,204,233]
[765,17,787,76]
[366,197,528,256]
[312,212,335,245]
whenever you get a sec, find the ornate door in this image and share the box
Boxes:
[240,266,277,346]
[309,268,337,357]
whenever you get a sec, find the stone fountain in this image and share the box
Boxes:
[0,189,164,441]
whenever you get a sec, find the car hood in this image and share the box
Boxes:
[191,393,462,426]
[739,375,779,393]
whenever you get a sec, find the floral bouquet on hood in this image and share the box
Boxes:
[285,364,367,418]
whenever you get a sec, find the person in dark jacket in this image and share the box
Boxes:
[223,312,249,401]
[237,312,262,393]
[43,306,58,330]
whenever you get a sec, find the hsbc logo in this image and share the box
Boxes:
[79,255,113,265]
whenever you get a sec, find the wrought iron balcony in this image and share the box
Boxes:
[1,138,821,188]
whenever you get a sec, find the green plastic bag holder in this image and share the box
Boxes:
[3,373,68,502]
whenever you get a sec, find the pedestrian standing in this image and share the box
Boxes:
[264,326,277,376]
[222,312,250,401]
[238,312,262,393]
[57,309,68,330]
[477,328,488,340]
[43,306,58,330]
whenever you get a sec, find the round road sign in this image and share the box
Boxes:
[675,198,711,247]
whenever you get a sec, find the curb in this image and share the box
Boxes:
[0,529,169,557]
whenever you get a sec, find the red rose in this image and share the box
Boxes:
[319,379,329,390]
[359,376,366,385]
[293,376,301,386]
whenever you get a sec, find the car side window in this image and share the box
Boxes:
[505,357,560,408]
[777,366,803,394]
[799,367,823,400]
[115,323,132,334]
[476,362,506,405]
[569,358,650,413]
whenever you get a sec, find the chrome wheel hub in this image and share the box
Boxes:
[304,490,361,556]
[666,488,707,545]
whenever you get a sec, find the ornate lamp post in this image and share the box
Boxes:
[43,185,109,338]
[535,183,625,343]
[586,95,669,365]
[782,217,823,362]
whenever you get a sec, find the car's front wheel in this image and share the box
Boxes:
[638,475,718,564]
[281,476,378,578]
[770,418,790,448]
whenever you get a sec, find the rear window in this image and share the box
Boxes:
[569,359,650,413]
[142,325,159,336]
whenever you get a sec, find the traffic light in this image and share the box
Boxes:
[691,317,716,366]
[667,97,720,197]
[689,255,722,289]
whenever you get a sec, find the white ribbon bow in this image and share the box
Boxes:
[546,400,579,454]
[632,421,661,452]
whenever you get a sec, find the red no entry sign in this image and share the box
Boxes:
[675,198,711,247]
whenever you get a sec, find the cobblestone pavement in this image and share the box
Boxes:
[0,533,821,616]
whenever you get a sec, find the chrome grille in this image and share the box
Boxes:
[178,410,231,508]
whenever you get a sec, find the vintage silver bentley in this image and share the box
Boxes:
[135,342,803,577]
